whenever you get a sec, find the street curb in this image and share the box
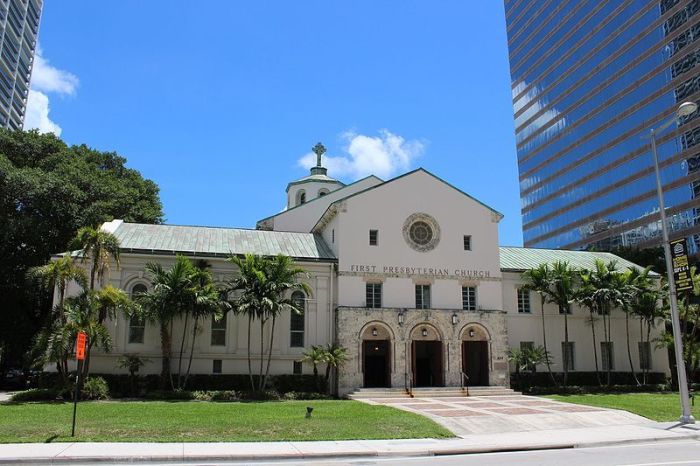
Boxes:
[2,433,699,465]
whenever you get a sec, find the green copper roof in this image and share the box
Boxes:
[499,246,657,275]
[110,221,336,261]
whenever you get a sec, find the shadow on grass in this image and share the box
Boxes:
[44,435,59,443]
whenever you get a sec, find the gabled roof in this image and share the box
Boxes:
[103,220,336,261]
[312,168,504,231]
[499,246,658,275]
[257,174,383,227]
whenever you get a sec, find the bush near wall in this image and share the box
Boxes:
[29,372,324,398]
[510,371,667,390]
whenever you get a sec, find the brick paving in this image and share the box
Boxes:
[358,394,651,436]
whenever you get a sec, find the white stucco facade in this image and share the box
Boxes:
[65,162,670,394]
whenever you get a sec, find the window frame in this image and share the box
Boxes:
[461,286,477,311]
[366,282,382,308]
[415,284,431,309]
[369,229,379,246]
[210,312,227,347]
[562,341,575,371]
[128,283,148,344]
[638,341,652,370]
[212,359,222,374]
[601,341,614,371]
[463,235,472,251]
[517,288,531,313]
[290,291,306,348]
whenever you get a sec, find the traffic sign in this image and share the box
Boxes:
[671,238,693,292]
[76,331,87,360]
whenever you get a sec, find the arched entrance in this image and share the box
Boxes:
[410,324,443,387]
[361,323,392,388]
[461,324,490,386]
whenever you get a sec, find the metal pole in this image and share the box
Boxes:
[650,128,695,424]
[71,360,81,436]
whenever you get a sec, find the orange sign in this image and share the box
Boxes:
[76,331,87,361]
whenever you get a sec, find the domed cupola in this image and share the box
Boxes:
[286,142,344,208]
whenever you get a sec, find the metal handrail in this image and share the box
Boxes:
[404,372,414,397]
[460,371,470,397]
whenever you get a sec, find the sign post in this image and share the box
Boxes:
[671,238,693,292]
[71,331,87,437]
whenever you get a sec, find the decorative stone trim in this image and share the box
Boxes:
[402,212,441,252]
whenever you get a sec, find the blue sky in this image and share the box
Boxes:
[30,1,522,246]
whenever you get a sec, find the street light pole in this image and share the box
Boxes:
[648,104,696,424]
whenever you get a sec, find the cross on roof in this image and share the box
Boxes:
[312,142,326,167]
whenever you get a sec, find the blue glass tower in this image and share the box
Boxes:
[505,1,700,253]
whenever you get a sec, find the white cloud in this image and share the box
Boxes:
[24,90,62,135]
[297,130,425,179]
[23,45,78,135]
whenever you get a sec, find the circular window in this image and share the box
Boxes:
[409,221,433,245]
[403,213,440,252]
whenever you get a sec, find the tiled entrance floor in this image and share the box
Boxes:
[358,394,651,436]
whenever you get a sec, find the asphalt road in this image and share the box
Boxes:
[133,440,700,466]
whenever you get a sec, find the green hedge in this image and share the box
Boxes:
[510,371,667,390]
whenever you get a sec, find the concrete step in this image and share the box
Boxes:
[348,386,517,399]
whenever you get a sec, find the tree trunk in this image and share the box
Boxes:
[258,318,265,391]
[159,322,172,389]
[604,310,612,386]
[563,305,569,386]
[625,311,639,385]
[540,295,557,387]
[183,317,199,389]
[177,312,190,389]
[262,316,277,391]
[590,309,601,386]
[247,314,254,391]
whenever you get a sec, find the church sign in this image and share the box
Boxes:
[348,264,491,278]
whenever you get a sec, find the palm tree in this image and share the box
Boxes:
[28,256,88,381]
[322,343,347,394]
[302,345,325,391]
[631,284,664,385]
[137,256,195,388]
[548,261,576,386]
[227,254,310,392]
[575,270,602,386]
[74,226,121,290]
[623,267,653,386]
[522,263,557,386]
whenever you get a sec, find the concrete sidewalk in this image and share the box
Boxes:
[0,422,699,464]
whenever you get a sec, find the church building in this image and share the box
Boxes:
[77,146,669,395]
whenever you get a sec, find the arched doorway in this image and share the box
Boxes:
[461,324,490,386]
[410,324,443,387]
[361,323,392,388]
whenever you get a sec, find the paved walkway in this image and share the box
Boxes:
[357,394,650,436]
[0,392,12,402]
[0,423,698,464]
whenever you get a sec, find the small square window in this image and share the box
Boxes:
[463,235,472,251]
[212,359,222,374]
[293,361,303,375]
[369,229,379,246]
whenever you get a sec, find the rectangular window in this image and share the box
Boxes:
[601,342,614,371]
[369,229,378,246]
[293,361,303,375]
[211,313,227,346]
[559,304,572,315]
[463,235,472,250]
[520,341,534,351]
[415,284,431,309]
[517,288,531,313]
[639,341,651,370]
[290,311,305,347]
[212,359,222,374]
[562,342,575,371]
[128,316,145,344]
[462,286,477,311]
[366,283,382,308]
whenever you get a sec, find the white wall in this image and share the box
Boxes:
[501,272,670,375]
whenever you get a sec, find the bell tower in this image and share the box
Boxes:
[286,142,344,208]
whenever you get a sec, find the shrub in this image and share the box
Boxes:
[209,390,239,401]
[283,391,332,400]
[145,389,194,400]
[81,377,109,400]
[10,388,58,402]
[239,390,280,401]
[192,390,212,401]
[524,383,669,395]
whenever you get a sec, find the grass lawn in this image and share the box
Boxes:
[0,400,452,443]
[545,393,700,422]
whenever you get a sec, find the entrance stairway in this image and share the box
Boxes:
[347,386,518,400]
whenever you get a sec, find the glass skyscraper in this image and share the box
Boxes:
[0,0,42,130]
[504,1,700,254]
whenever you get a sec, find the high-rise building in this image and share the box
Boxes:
[0,0,42,130]
[504,1,700,254]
